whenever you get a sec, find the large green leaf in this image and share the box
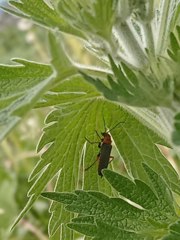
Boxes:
[13,32,179,239]
[13,97,180,237]
[3,30,178,240]
[35,32,108,109]
[0,59,53,141]
[42,165,180,240]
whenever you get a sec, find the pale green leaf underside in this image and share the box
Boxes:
[42,165,180,239]
[0,59,53,141]
[81,56,174,108]
[13,94,180,236]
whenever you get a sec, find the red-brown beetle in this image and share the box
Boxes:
[85,121,124,177]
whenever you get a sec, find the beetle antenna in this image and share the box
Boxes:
[95,130,102,140]
[107,121,125,133]
[102,114,108,132]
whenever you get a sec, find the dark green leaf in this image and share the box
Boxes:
[42,165,180,239]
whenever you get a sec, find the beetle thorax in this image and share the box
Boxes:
[102,132,112,144]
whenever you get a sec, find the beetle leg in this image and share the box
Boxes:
[85,154,100,171]
[108,156,114,164]
[85,137,99,144]
[98,142,102,148]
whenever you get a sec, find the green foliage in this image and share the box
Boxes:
[0,59,53,141]
[167,26,180,145]
[82,56,174,107]
[0,0,180,240]
[167,25,180,60]
[42,165,180,240]
[22,98,180,237]
[0,166,18,240]
[172,112,180,145]
[162,220,180,240]
[58,0,117,40]
[2,0,83,37]
[13,33,178,239]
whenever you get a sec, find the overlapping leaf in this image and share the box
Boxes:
[58,0,117,40]
[0,59,53,141]
[167,26,180,99]
[167,26,180,145]
[9,33,106,238]
[42,165,180,240]
[82,56,174,107]
[167,26,180,62]
[1,0,83,38]
[16,97,180,238]
[163,220,180,240]
[172,112,180,145]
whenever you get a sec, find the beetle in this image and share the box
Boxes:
[85,121,124,177]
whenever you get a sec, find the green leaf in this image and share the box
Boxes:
[82,57,174,107]
[0,59,53,141]
[133,0,154,22]
[156,0,179,55]
[15,32,179,238]
[48,32,76,75]
[170,32,179,55]
[172,112,180,145]
[1,2,180,240]
[162,220,180,240]
[168,30,180,62]
[42,165,180,239]
[3,0,84,38]
[167,28,180,104]
[58,0,117,40]
[68,220,144,240]
[35,32,103,109]
[24,99,180,238]
[103,169,158,209]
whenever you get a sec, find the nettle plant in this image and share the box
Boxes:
[1,0,180,239]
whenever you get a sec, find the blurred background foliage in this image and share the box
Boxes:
[1,2,55,239]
